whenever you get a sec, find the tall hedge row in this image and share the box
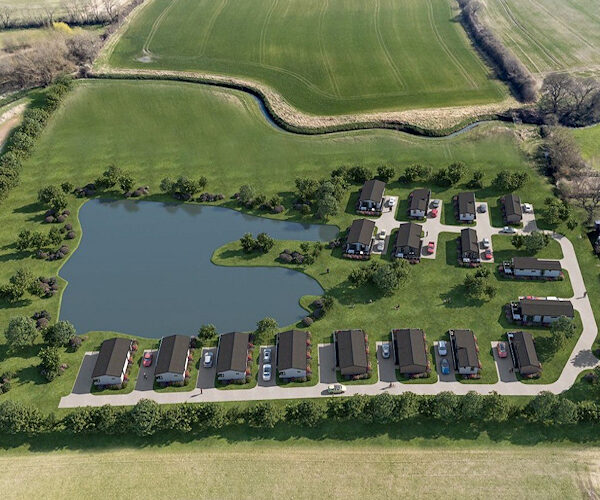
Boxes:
[0,391,592,436]
[0,76,73,204]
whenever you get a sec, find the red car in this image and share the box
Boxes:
[427,241,435,254]
[484,249,493,260]
[497,342,508,358]
[142,352,153,367]
[430,208,438,218]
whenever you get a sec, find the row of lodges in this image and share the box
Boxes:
[92,335,192,387]
[344,219,422,261]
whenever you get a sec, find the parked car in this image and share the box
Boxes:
[431,199,440,208]
[523,203,533,213]
[375,240,385,252]
[478,204,487,213]
[381,343,391,359]
[502,226,516,234]
[379,229,387,239]
[440,358,451,375]
[203,351,214,368]
[484,249,493,260]
[263,348,272,363]
[482,237,490,248]
[497,341,508,358]
[427,241,435,254]
[387,198,396,207]
[262,363,272,381]
[142,352,153,367]
[438,340,448,356]
[327,383,347,394]
[430,208,439,218]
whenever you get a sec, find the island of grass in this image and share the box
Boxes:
[108,0,508,114]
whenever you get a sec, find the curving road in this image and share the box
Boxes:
[59,205,598,408]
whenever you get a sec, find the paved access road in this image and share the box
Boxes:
[59,205,599,408]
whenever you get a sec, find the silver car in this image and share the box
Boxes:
[262,364,272,382]
[438,340,448,356]
[263,348,272,363]
[381,343,391,359]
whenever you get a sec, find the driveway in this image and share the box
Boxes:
[372,196,398,254]
[135,349,156,391]
[318,343,337,384]
[376,341,396,382]
[71,352,97,394]
[197,347,216,389]
[491,342,517,382]
[522,206,538,233]
[258,345,277,387]
[433,341,456,382]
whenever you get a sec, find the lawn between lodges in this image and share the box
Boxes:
[212,233,576,385]
[0,79,596,409]
[108,0,507,115]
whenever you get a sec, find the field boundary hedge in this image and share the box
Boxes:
[90,70,519,137]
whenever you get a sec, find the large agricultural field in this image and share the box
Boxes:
[481,0,600,77]
[0,443,596,499]
[108,0,508,114]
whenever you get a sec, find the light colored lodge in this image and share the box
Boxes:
[506,257,562,278]
[92,338,132,386]
[155,335,191,384]
[216,332,250,381]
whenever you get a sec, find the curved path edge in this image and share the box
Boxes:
[89,68,520,138]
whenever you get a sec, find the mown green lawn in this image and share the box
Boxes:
[0,79,596,409]
[108,0,507,114]
[573,123,600,170]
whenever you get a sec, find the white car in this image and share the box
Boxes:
[387,198,396,207]
[478,204,487,213]
[431,199,440,208]
[438,340,448,356]
[203,351,214,368]
[262,364,272,382]
[523,203,533,213]
[263,348,272,363]
[375,240,385,252]
[327,383,347,394]
[502,226,516,234]
[482,238,490,249]
[378,229,387,239]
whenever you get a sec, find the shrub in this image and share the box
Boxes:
[43,320,76,347]
[302,316,313,326]
[198,324,217,343]
[4,316,38,349]
[376,165,395,182]
[130,399,161,436]
[39,346,62,381]
[61,181,74,193]
[284,400,324,427]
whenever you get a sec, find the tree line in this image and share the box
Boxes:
[0,391,596,436]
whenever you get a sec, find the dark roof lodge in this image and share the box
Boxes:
[155,335,190,376]
[277,330,308,371]
[335,329,369,376]
[92,338,132,378]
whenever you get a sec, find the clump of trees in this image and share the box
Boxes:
[198,324,217,344]
[240,232,274,253]
[278,242,322,265]
[457,0,536,102]
[42,320,76,347]
[348,259,410,295]
[95,165,136,193]
[400,164,432,183]
[511,231,550,255]
[235,184,283,213]
[539,73,600,127]
[463,267,496,301]
[0,268,42,303]
[160,176,207,201]
[492,170,529,192]
[548,316,577,355]
[544,197,571,227]
[294,169,351,220]
[399,162,467,187]
[4,316,38,350]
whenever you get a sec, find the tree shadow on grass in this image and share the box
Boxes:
[0,343,40,362]
[13,202,44,215]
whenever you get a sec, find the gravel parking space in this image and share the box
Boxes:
[258,345,277,387]
[197,347,216,389]
[318,343,337,384]
[71,352,97,394]
[491,341,517,382]
[522,206,538,233]
[433,341,456,382]
[377,341,396,382]
[135,349,157,391]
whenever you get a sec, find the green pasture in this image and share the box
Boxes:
[108,0,507,114]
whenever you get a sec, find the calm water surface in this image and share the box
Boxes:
[59,200,338,337]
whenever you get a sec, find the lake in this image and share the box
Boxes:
[59,200,339,338]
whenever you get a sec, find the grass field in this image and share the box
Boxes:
[481,0,600,77]
[573,124,600,170]
[0,444,595,499]
[0,79,596,409]
[108,0,507,114]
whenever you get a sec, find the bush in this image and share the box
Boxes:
[39,346,62,381]
[245,402,281,428]
[376,165,395,182]
[130,399,161,436]
[4,316,38,349]
[285,400,325,427]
